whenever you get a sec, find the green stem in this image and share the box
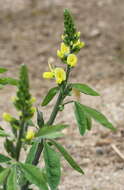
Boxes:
[63,100,74,106]
[15,120,25,161]
[21,66,71,190]
[47,92,63,125]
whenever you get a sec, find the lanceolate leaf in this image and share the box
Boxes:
[71,83,100,96]
[74,102,87,135]
[0,154,11,163]
[0,166,4,173]
[75,102,115,130]
[39,132,64,139]
[0,168,10,185]
[4,139,16,159]
[0,68,7,73]
[37,109,44,128]
[50,140,84,174]
[36,124,69,138]
[19,163,48,190]
[41,87,59,106]
[0,78,18,86]
[86,115,92,131]
[6,167,17,190]
[44,143,61,190]
[26,141,39,164]
[0,84,3,89]
[0,130,10,137]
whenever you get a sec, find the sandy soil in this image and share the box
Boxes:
[0,0,124,189]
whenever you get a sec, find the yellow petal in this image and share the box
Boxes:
[2,112,13,122]
[67,54,78,67]
[57,50,63,58]
[54,68,66,84]
[26,129,35,140]
[43,72,54,79]
[61,43,70,54]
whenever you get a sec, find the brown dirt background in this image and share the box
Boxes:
[1,0,124,189]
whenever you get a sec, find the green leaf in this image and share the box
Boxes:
[36,124,69,138]
[74,102,87,135]
[0,154,11,163]
[0,168,10,185]
[44,143,61,190]
[19,163,48,190]
[38,132,64,139]
[37,109,44,128]
[0,130,10,137]
[0,166,4,173]
[4,139,16,159]
[0,68,7,73]
[86,115,92,131]
[0,78,18,86]
[41,87,59,106]
[50,140,84,175]
[26,141,39,164]
[0,84,4,89]
[6,167,17,190]
[76,102,115,130]
[71,83,100,96]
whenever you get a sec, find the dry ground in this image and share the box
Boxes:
[0,0,124,189]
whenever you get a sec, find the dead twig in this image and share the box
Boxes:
[111,144,124,161]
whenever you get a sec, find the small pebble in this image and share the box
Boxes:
[88,28,101,38]
[96,147,105,155]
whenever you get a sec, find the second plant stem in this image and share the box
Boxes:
[21,66,71,190]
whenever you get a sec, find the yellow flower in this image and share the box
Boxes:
[54,68,66,84]
[67,54,78,67]
[57,50,63,58]
[61,43,70,54]
[77,32,81,37]
[11,96,17,103]
[57,43,70,58]
[43,72,54,79]
[73,40,85,49]
[61,34,65,40]
[26,129,35,140]
[30,97,36,104]
[2,112,13,122]
[30,107,36,115]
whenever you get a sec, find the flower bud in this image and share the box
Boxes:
[26,129,35,140]
[30,107,36,115]
[2,112,13,122]
[30,97,36,104]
